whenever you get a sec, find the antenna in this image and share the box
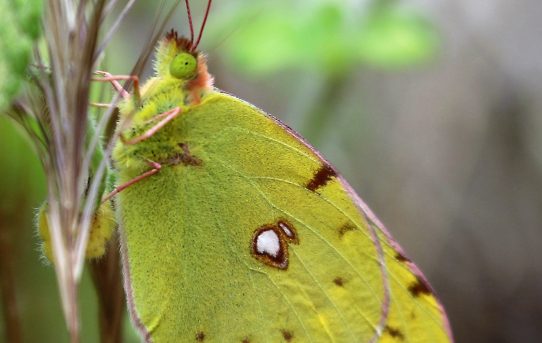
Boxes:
[193,0,212,51]
[184,0,195,46]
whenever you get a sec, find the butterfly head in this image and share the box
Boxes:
[154,30,214,102]
[154,1,214,99]
[158,30,199,80]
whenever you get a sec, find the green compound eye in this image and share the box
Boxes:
[169,52,198,79]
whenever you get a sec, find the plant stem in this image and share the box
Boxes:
[90,234,125,343]
[0,224,23,343]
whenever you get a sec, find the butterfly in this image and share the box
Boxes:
[91,1,454,341]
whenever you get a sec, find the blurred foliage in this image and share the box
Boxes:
[205,0,438,149]
[213,0,438,76]
[0,0,42,111]
[356,4,438,67]
[0,116,66,342]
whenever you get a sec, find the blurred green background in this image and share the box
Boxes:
[1,0,541,342]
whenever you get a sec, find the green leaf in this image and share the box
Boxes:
[0,0,43,111]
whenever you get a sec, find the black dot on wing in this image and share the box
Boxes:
[338,223,357,238]
[195,331,205,341]
[395,252,411,263]
[281,329,294,342]
[408,276,432,297]
[333,277,346,287]
[306,163,337,192]
[385,325,405,340]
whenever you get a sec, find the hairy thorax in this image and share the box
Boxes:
[113,78,195,174]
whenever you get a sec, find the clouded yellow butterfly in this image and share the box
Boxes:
[70,1,454,341]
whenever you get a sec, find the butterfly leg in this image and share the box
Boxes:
[92,71,141,106]
[121,106,182,145]
[101,161,162,203]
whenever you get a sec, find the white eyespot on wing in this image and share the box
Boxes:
[278,222,293,238]
[251,221,298,269]
[256,229,281,257]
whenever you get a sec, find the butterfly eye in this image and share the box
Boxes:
[170,52,197,79]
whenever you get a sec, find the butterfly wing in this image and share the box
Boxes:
[116,91,452,342]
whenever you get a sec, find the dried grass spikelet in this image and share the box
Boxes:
[37,201,116,261]
[7,1,179,341]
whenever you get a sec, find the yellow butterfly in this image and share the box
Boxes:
[42,1,454,341]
